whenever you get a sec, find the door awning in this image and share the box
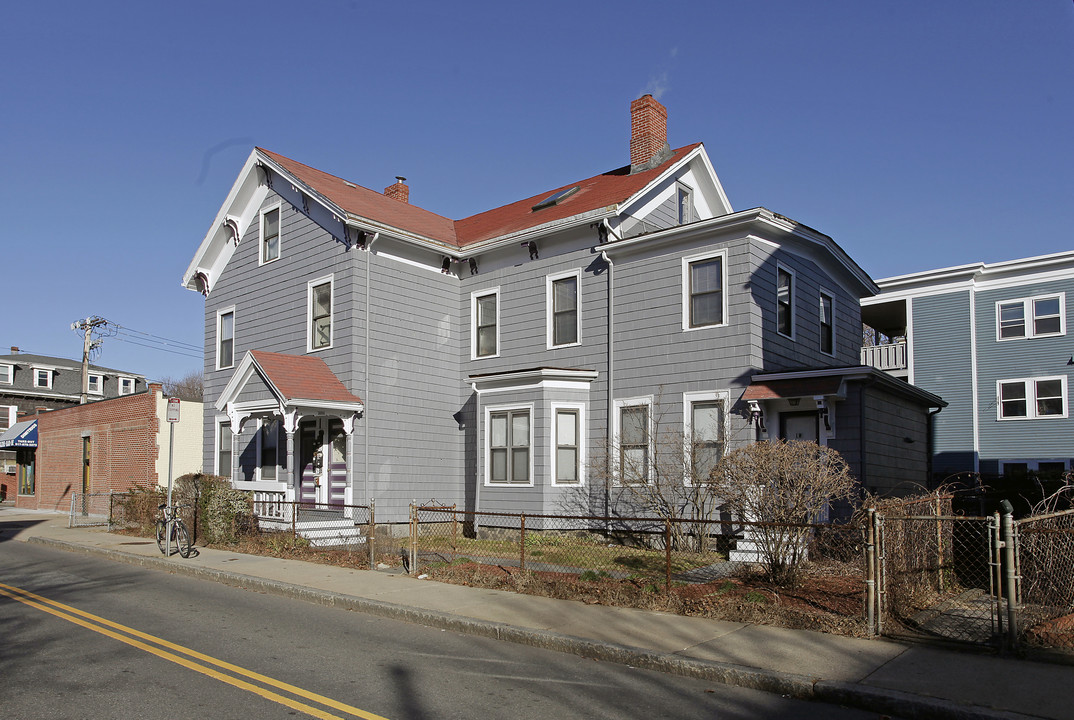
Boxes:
[0,419,37,448]
[741,376,844,401]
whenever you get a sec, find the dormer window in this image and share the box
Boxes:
[119,377,136,395]
[0,364,11,384]
[87,374,104,395]
[33,368,53,389]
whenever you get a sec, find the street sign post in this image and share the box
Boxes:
[166,398,180,557]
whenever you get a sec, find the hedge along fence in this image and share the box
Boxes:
[110,473,257,546]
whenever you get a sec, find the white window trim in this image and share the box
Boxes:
[819,288,836,357]
[32,366,54,389]
[996,292,1065,341]
[681,249,729,331]
[999,459,1069,474]
[471,287,501,360]
[1,405,15,430]
[997,376,1068,420]
[546,269,582,349]
[776,263,796,340]
[255,417,281,483]
[682,390,730,485]
[259,202,282,266]
[307,275,334,353]
[484,402,534,487]
[550,401,586,487]
[118,377,136,395]
[215,417,233,479]
[87,373,104,395]
[0,363,12,384]
[613,396,654,485]
[677,182,694,225]
[216,306,236,370]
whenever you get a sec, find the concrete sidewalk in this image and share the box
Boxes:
[1,507,1067,720]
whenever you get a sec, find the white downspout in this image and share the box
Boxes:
[600,246,614,520]
[364,232,380,505]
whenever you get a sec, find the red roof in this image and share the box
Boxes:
[741,377,845,401]
[250,350,363,405]
[259,144,701,249]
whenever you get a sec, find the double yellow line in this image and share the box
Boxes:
[0,581,390,720]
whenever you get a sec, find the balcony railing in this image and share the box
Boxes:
[861,341,908,371]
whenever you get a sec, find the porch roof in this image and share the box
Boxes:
[742,377,845,401]
[215,351,364,414]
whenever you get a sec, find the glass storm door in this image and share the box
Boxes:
[298,418,347,505]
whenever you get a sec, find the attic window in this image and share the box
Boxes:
[532,186,579,212]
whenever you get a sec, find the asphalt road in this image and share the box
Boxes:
[0,541,888,719]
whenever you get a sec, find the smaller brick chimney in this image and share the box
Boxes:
[9,346,18,354]
[384,176,409,204]
[630,94,672,174]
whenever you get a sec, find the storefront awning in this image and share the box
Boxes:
[0,419,37,449]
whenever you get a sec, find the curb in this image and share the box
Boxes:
[26,535,1037,720]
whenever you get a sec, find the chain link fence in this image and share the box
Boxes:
[250,499,379,567]
[1015,509,1074,651]
[69,491,116,528]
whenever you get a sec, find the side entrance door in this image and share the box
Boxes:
[779,411,818,444]
[298,418,347,506]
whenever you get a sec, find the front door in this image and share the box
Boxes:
[780,411,818,444]
[298,418,347,506]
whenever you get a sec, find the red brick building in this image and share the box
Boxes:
[11,383,203,511]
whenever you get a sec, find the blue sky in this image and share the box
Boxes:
[2,1,1072,382]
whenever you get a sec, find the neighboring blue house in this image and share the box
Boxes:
[184,95,944,525]
[861,251,1074,481]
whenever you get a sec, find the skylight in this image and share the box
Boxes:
[532,186,579,212]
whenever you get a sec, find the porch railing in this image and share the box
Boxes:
[861,341,908,371]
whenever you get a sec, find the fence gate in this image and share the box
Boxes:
[69,492,115,528]
[874,513,1003,649]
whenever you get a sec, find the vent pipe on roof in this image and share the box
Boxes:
[630,94,672,174]
[384,176,409,204]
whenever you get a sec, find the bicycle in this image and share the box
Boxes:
[156,503,193,558]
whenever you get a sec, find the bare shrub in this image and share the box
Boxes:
[711,440,857,586]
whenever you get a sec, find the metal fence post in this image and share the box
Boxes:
[409,504,417,577]
[866,508,876,635]
[1002,508,1019,652]
[991,512,1003,642]
[368,498,376,570]
[665,519,672,592]
[520,513,526,573]
[69,493,76,528]
[451,505,458,564]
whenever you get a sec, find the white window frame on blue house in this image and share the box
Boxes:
[471,288,500,360]
[776,263,796,340]
[682,390,730,484]
[997,376,1068,420]
[217,307,235,370]
[259,202,282,266]
[682,250,728,331]
[484,402,533,487]
[819,288,836,357]
[613,396,654,485]
[996,292,1065,341]
[550,401,585,486]
[546,270,581,349]
[307,275,334,352]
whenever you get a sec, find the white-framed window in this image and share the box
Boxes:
[997,376,1067,420]
[217,307,235,370]
[0,405,15,431]
[614,397,653,484]
[0,364,12,384]
[551,402,585,486]
[87,373,103,395]
[819,290,835,356]
[119,377,136,395]
[308,276,333,351]
[777,264,795,339]
[683,390,729,484]
[258,418,280,482]
[682,250,727,330]
[677,182,693,225]
[485,404,532,486]
[217,420,232,478]
[32,368,52,389]
[260,204,281,265]
[997,293,1065,341]
[546,270,580,348]
[999,459,1069,478]
[471,288,500,359]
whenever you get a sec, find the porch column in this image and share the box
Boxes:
[283,410,299,500]
[230,424,241,484]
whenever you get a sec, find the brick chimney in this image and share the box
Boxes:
[630,94,671,173]
[9,346,18,354]
[384,176,409,204]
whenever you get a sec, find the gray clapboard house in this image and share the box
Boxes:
[862,251,1074,481]
[183,95,944,526]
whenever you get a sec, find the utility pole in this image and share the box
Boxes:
[71,316,108,404]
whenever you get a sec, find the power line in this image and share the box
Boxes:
[111,335,203,360]
[113,324,202,352]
